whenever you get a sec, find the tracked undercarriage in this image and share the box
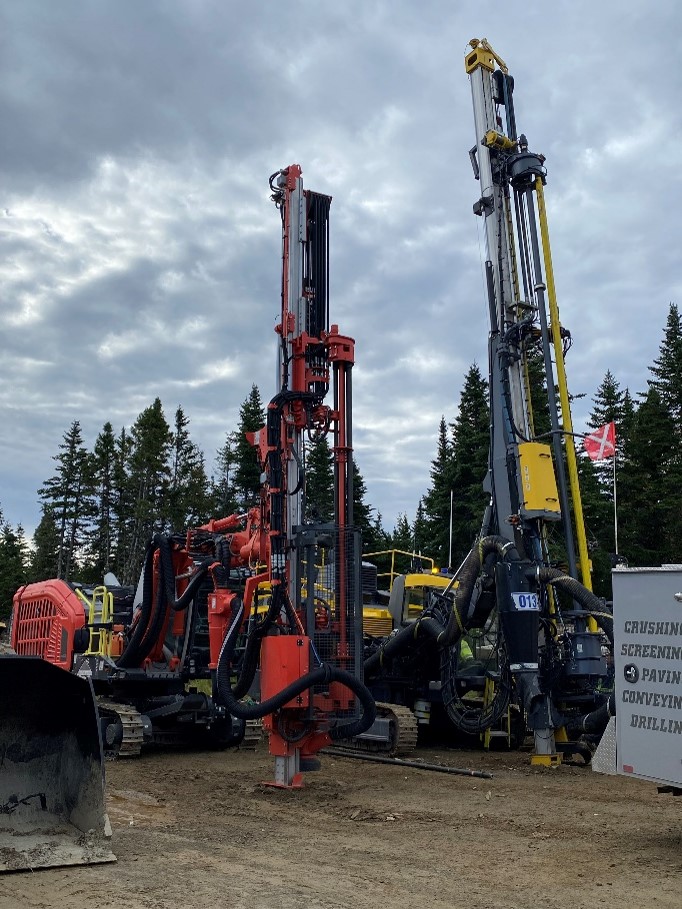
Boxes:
[334,702,418,757]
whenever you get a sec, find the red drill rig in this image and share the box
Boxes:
[11,164,375,788]
[210,164,376,786]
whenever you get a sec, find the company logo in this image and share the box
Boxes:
[624,663,639,684]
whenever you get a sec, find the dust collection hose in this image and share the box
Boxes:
[364,612,445,678]
[566,693,616,738]
[216,601,377,741]
[536,567,614,644]
[364,535,518,678]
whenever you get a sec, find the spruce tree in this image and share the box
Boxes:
[589,370,624,428]
[449,364,490,563]
[31,505,61,580]
[525,343,552,439]
[122,399,172,583]
[575,453,614,597]
[0,520,28,620]
[392,513,413,552]
[212,435,238,517]
[168,406,210,529]
[111,427,134,582]
[618,387,677,566]
[88,421,117,578]
[588,371,626,491]
[421,416,453,564]
[38,420,93,578]
[352,459,383,552]
[305,435,334,521]
[369,511,390,554]
[232,385,266,509]
[412,499,429,558]
[648,303,682,430]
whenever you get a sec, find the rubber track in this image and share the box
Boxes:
[99,700,144,758]
[240,718,263,750]
[333,702,419,757]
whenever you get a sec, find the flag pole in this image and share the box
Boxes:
[613,447,618,556]
[448,489,454,570]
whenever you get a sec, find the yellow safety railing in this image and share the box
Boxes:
[76,586,114,657]
[363,549,436,592]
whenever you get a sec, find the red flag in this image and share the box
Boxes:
[583,422,616,461]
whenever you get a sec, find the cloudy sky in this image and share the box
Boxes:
[1,0,680,538]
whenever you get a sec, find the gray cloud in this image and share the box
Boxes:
[0,0,680,538]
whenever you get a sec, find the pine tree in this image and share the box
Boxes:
[0,518,28,620]
[392,513,413,552]
[232,385,266,509]
[421,416,453,564]
[618,387,677,566]
[168,406,210,529]
[88,421,117,578]
[352,459,382,551]
[412,499,429,558]
[31,505,61,580]
[449,364,490,562]
[648,303,682,430]
[111,427,134,582]
[38,421,93,578]
[212,435,238,517]
[305,435,334,521]
[122,399,172,583]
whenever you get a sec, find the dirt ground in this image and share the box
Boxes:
[0,740,679,909]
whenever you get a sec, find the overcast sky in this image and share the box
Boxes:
[1,0,680,538]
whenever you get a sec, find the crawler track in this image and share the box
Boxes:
[334,702,419,757]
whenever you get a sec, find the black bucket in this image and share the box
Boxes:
[0,656,115,872]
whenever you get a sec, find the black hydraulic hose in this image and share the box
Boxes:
[565,693,616,738]
[118,534,214,669]
[231,585,285,698]
[365,535,520,677]
[364,614,445,678]
[117,541,156,668]
[216,601,376,739]
[155,533,212,612]
[439,535,520,647]
[220,659,376,741]
[134,569,169,665]
[536,568,614,644]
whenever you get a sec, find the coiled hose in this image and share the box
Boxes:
[364,535,518,679]
[117,533,213,668]
[216,600,376,741]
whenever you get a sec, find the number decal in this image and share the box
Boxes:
[511,592,540,611]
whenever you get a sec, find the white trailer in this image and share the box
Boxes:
[593,567,682,791]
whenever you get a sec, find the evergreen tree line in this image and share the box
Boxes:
[412,303,682,598]
[0,384,385,616]
[2,303,680,615]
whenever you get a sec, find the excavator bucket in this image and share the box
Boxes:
[0,655,115,872]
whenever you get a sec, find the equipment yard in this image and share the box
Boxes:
[1,743,679,909]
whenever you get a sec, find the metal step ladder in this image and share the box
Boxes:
[480,673,512,749]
